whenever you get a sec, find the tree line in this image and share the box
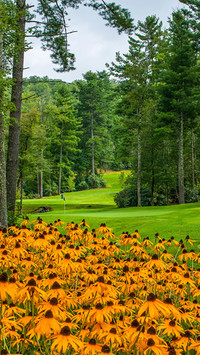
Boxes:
[1,0,200,227]
[0,0,133,227]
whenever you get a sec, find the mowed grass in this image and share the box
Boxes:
[21,171,200,246]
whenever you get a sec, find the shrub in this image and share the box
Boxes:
[185,186,199,203]
[87,174,106,189]
[77,181,89,191]
[114,185,151,208]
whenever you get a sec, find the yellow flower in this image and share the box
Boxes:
[144,338,167,355]
[157,319,183,337]
[27,310,60,339]
[51,326,83,352]
[138,293,168,319]
[82,339,102,355]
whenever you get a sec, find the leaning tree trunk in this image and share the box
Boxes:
[6,0,26,221]
[178,113,185,204]
[91,112,95,175]
[137,114,142,207]
[0,5,8,227]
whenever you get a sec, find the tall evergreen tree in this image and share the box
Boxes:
[158,10,199,204]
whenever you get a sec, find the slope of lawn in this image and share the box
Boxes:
[21,171,200,245]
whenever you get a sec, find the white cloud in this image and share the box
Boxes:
[24,0,181,82]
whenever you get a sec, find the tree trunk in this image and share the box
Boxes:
[151,145,154,206]
[137,114,142,207]
[20,174,23,215]
[191,127,195,187]
[49,173,52,196]
[37,173,40,195]
[0,6,7,227]
[58,144,63,195]
[178,113,185,204]
[40,149,43,198]
[6,0,26,221]
[91,112,95,175]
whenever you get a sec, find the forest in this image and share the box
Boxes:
[1,0,200,227]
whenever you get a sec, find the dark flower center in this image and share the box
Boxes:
[147,326,156,335]
[123,265,129,273]
[27,278,36,287]
[89,339,96,345]
[101,345,110,353]
[164,298,172,304]
[95,303,103,310]
[9,277,16,283]
[60,326,71,336]
[131,319,139,328]
[147,338,155,346]
[107,301,114,307]
[0,272,8,283]
[45,310,53,318]
[184,273,189,278]
[110,328,116,334]
[169,320,176,327]
[52,281,61,289]
[64,253,71,259]
[152,254,158,260]
[50,297,58,306]
[147,293,156,302]
[96,276,105,283]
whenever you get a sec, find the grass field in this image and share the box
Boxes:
[21,171,200,245]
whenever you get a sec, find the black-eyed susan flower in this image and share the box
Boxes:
[27,310,61,339]
[157,319,183,337]
[51,326,82,352]
[138,293,168,319]
[82,338,102,355]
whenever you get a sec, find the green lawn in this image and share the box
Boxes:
[21,171,200,246]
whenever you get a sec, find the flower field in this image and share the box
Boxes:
[0,217,200,354]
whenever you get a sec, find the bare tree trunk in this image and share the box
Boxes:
[49,173,52,196]
[58,144,63,195]
[20,174,23,215]
[40,149,43,198]
[191,127,195,187]
[37,173,40,195]
[0,6,7,227]
[6,0,26,221]
[91,112,95,175]
[178,113,185,204]
[151,145,154,206]
[137,114,141,207]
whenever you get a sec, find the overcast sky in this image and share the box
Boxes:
[24,0,182,82]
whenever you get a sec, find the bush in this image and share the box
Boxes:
[152,192,168,206]
[114,185,151,208]
[77,181,89,191]
[185,186,199,203]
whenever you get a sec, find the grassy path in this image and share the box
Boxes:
[21,171,200,243]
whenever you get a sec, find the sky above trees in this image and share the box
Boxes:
[24,0,181,82]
